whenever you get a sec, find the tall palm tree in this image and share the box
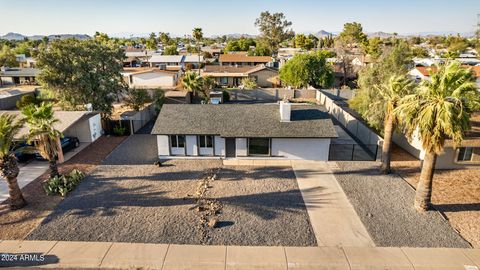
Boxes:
[22,103,63,178]
[0,113,27,209]
[395,61,480,211]
[192,28,203,75]
[375,74,416,174]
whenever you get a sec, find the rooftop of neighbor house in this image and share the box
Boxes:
[164,90,189,98]
[414,66,480,77]
[219,54,272,63]
[0,110,99,139]
[0,67,40,77]
[152,103,338,138]
[121,67,179,75]
[202,65,277,76]
[183,55,204,63]
[148,55,184,63]
[0,85,37,99]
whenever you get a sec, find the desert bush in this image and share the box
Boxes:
[44,169,85,196]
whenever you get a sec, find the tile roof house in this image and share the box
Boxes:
[219,53,272,66]
[0,67,40,86]
[121,68,180,89]
[151,102,338,160]
[202,65,279,88]
[409,65,480,87]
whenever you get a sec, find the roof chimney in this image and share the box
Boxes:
[279,100,291,122]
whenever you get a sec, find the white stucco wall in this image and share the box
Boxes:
[88,114,102,142]
[157,135,169,156]
[63,114,102,143]
[130,72,176,88]
[214,136,225,156]
[271,138,331,160]
[186,135,198,156]
[236,138,247,157]
[199,147,214,156]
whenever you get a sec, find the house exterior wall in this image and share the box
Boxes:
[130,72,177,88]
[186,135,198,156]
[236,138,248,157]
[249,69,278,88]
[271,138,331,160]
[435,147,480,169]
[214,136,225,156]
[63,114,102,143]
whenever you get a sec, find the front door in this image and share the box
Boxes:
[225,138,236,158]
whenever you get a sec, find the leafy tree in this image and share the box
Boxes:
[152,89,165,114]
[294,34,314,50]
[339,22,367,45]
[94,31,111,46]
[279,51,334,89]
[14,42,33,57]
[411,46,429,58]
[255,11,294,53]
[375,75,416,174]
[16,94,43,109]
[192,28,203,74]
[363,37,383,60]
[349,42,412,131]
[182,71,202,96]
[0,113,27,209]
[247,41,272,56]
[146,32,157,50]
[395,62,480,211]
[0,45,18,67]
[241,77,257,89]
[163,45,179,55]
[123,88,152,111]
[22,103,63,178]
[158,32,171,45]
[225,38,256,52]
[36,38,126,116]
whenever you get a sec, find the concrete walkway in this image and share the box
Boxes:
[0,240,479,269]
[0,143,89,202]
[291,161,375,247]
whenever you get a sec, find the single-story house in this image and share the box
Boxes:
[393,112,480,169]
[409,66,480,87]
[183,55,204,69]
[0,86,36,110]
[219,53,272,66]
[151,102,338,160]
[122,68,180,89]
[164,90,191,104]
[0,67,40,86]
[148,55,184,69]
[202,65,279,88]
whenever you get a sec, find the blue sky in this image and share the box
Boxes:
[1,0,479,36]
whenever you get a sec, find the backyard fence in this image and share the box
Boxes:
[103,103,157,135]
[328,144,379,161]
[226,88,317,103]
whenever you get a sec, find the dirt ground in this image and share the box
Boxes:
[0,136,127,240]
[391,145,480,248]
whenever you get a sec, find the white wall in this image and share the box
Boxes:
[64,114,102,143]
[236,138,247,157]
[214,136,225,156]
[199,147,214,156]
[88,114,102,142]
[157,135,169,156]
[130,72,176,88]
[186,135,198,156]
[271,138,331,160]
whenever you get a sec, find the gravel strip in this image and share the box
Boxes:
[102,134,158,165]
[333,161,471,248]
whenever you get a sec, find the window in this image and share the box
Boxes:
[199,135,213,148]
[170,135,185,148]
[248,138,270,156]
[219,77,228,85]
[457,147,473,161]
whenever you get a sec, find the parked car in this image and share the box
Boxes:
[12,142,37,162]
[34,136,80,160]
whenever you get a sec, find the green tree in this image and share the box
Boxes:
[395,62,480,211]
[22,103,63,179]
[94,31,111,46]
[255,11,294,53]
[339,22,367,45]
[375,75,416,174]
[0,45,18,67]
[279,51,334,89]
[349,42,412,131]
[36,39,126,116]
[192,28,203,74]
[16,94,43,109]
[163,45,179,55]
[0,113,27,209]
[363,37,383,60]
[411,46,429,58]
[241,77,257,89]
[247,41,272,56]
[294,34,314,50]
[158,32,171,45]
[123,88,152,111]
[146,32,157,50]
[182,71,202,97]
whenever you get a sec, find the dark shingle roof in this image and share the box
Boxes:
[0,68,40,77]
[152,104,338,138]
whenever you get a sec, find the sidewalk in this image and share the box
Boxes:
[0,240,479,269]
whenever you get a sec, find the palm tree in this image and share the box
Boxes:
[183,70,201,97]
[0,113,27,209]
[395,61,480,211]
[22,103,63,178]
[375,74,416,174]
[192,28,203,75]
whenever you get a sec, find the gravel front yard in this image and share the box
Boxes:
[0,136,127,240]
[333,161,471,248]
[27,158,316,245]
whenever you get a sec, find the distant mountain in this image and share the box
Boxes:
[367,31,396,38]
[0,32,90,41]
[315,30,333,38]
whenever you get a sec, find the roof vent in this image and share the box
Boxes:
[279,100,291,122]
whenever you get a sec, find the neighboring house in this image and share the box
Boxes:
[151,102,338,160]
[15,54,37,68]
[122,68,180,89]
[164,90,191,104]
[148,55,184,69]
[409,66,480,87]
[393,112,480,169]
[0,67,40,86]
[219,53,272,66]
[0,86,36,110]
[202,65,279,88]
[201,46,223,58]
[183,55,204,69]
